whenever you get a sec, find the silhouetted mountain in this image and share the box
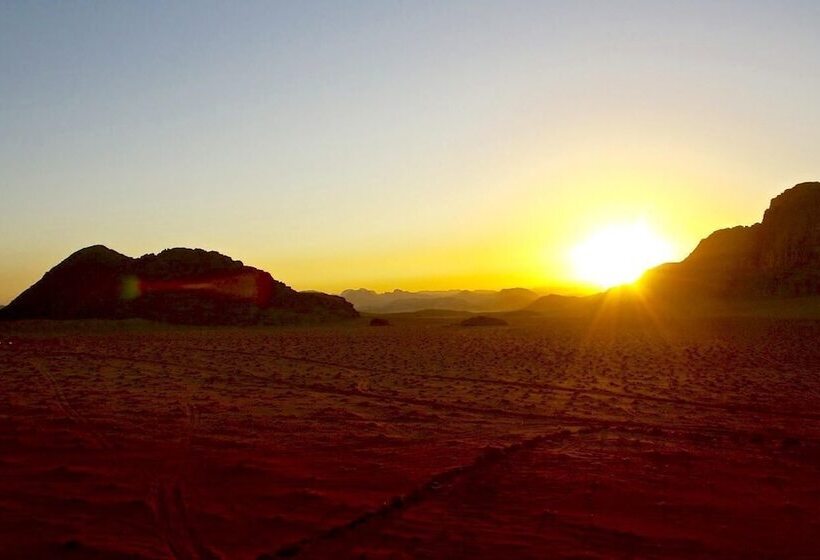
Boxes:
[527,182,820,317]
[340,287,539,313]
[642,182,820,298]
[0,246,357,325]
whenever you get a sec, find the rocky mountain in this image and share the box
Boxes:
[0,246,357,325]
[341,287,540,314]
[642,182,820,299]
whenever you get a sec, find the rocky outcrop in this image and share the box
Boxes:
[755,183,820,294]
[0,246,357,324]
[642,182,820,298]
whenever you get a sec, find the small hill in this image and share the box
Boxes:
[524,293,602,316]
[0,246,357,325]
[460,315,508,327]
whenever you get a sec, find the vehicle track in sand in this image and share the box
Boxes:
[257,429,578,559]
[28,358,114,450]
[179,344,820,422]
[28,351,224,559]
[29,348,820,426]
[150,478,221,560]
[257,422,820,559]
[147,373,222,559]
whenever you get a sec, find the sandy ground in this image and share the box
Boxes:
[1,316,819,559]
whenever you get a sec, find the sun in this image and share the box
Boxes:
[570,221,674,288]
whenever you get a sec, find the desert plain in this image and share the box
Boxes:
[1,314,819,559]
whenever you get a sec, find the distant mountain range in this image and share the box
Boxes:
[0,246,357,325]
[341,288,540,314]
[527,182,820,317]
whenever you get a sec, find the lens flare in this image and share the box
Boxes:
[119,271,273,306]
[120,275,142,300]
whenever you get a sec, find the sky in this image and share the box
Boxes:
[2,1,820,302]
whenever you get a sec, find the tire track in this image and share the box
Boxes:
[25,348,820,426]
[175,345,820,422]
[257,429,578,559]
[33,350,222,559]
[150,479,220,560]
[147,377,220,559]
[28,358,113,450]
[15,350,723,435]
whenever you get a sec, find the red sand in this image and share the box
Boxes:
[1,317,819,558]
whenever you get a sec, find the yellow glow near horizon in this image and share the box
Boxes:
[570,221,674,289]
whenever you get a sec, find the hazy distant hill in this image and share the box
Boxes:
[0,246,357,325]
[341,287,540,313]
[528,182,820,316]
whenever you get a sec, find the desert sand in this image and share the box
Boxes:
[1,315,819,559]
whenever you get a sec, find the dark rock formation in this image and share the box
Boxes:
[369,317,390,327]
[0,246,357,325]
[642,182,820,298]
[460,315,508,327]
